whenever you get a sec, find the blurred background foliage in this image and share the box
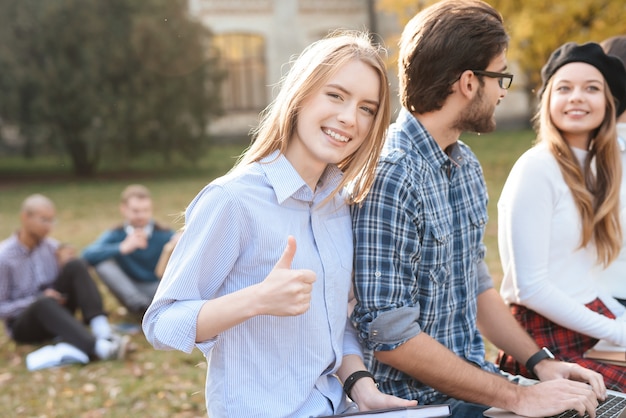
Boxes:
[0,0,225,176]
[378,0,626,100]
[0,0,624,178]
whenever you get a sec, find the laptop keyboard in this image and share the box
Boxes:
[548,394,626,418]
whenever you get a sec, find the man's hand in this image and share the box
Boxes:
[513,379,600,418]
[119,229,148,254]
[534,359,607,402]
[42,288,67,305]
[254,236,316,317]
[55,244,77,267]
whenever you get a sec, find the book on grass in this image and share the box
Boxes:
[318,404,451,418]
[113,322,142,335]
[26,342,89,371]
[583,339,626,366]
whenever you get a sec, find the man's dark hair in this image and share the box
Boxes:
[601,35,626,65]
[398,0,509,114]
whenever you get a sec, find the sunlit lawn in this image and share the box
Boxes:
[0,144,248,418]
[0,130,535,417]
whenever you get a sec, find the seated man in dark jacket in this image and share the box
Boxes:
[83,184,175,315]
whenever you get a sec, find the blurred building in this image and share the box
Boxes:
[189,0,529,141]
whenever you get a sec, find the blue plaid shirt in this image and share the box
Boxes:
[351,109,500,404]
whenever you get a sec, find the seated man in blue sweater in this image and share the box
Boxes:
[83,184,175,315]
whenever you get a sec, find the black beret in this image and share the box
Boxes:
[539,42,626,116]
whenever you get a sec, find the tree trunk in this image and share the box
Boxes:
[64,133,97,177]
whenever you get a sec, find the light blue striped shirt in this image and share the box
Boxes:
[143,152,361,418]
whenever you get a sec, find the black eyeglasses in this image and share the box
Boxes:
[471,70,514,90]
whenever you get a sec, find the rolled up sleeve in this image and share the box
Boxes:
[351,154,423,352]
[357,305,422,351]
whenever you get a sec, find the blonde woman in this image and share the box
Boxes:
[498,42,626,389]
[598,35,626,306]
[142,31,416,417]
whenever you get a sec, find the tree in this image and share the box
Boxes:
[377,0,626,104]
[0,0,224,176]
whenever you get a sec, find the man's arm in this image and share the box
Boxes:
[375,332,517,407]
[375,332,602,417]
[476,288,540,367]
[82,230,124,265]
[0,280,37,321]
[476,287,606,395]
[0,258,38,319]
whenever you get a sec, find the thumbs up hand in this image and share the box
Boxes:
[256,236,317,317]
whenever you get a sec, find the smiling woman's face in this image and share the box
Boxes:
[549,62,607,149]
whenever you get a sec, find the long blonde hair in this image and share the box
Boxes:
[234,30,391,205]
[535,77,622,266]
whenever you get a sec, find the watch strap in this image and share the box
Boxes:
[525,347,555,377]
[343,370,376,400]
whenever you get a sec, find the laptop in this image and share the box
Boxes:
[483,390,626,418]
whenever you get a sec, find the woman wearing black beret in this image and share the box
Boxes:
[497,42,626,390]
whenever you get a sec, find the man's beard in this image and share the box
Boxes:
[452,86,497,134]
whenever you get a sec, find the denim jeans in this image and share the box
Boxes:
[447,398,490,418]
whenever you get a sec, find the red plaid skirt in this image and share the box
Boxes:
[497,298,626,391]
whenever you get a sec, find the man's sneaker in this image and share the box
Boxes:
[107,334,130,360]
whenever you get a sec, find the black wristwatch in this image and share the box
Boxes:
[525,347,555,377]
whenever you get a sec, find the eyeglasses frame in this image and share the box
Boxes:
[470,70,513,90]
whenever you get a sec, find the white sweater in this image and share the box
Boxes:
[498,142,626,346]
[595,123,626,300]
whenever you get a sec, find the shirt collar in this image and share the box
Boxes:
[395,109,467,170]
[9,231,53,254]
[260,151,343,205]
[124,221,154,238]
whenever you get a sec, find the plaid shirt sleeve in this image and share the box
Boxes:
[351,149,425,352]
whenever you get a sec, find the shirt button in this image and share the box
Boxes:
[374,271,381,277]
[371,330,378,336]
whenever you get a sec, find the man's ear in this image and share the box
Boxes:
[19,210,28,225]
[457,70,478,99]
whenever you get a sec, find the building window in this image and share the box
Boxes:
[192,0,272,14]
[214,33,267,112]
[298,0,364,13]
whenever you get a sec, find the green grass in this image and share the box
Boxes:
[0,144,248,418]
[0,130,536,417]
[460,129,536,284]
